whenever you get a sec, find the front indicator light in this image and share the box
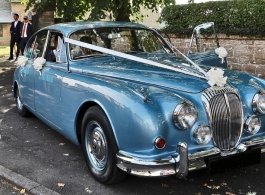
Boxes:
[193,125,212,145]
[154,137,166,149]
[245,115,261,135]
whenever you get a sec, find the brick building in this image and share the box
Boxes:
[0,0,31,45]
[0,0,54,46]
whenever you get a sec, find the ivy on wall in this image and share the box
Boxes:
[159,0,265,37]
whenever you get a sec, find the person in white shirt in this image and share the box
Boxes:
[8,13,22,60]
[19,16,33,56]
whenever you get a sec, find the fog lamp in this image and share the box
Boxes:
[245,115,261,135]
[154,137,166,149]
[193,125,212,145]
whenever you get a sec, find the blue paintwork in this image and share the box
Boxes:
[13,21,265,161]
[188,50,228,69]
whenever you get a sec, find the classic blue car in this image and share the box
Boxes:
[13,21,265,184]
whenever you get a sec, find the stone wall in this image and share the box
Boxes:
[168,35,265,79]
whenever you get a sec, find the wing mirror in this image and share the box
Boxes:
[187,22,220,56]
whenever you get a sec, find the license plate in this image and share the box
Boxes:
[205,147,261,175]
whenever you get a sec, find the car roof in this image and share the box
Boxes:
[42,21,151,36]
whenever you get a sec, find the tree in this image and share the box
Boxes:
[20,0,175,22]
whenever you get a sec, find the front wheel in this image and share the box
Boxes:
[16,87,31,117]
[81,106,126,184]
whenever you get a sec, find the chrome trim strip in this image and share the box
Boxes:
[41,30,50,58]
[189,136,265,170]
[116,142,188,177]
[224,93,232,150]
[45,64,68,71]
[202,86,244,151]
[68,67,83,74]
[116,137,265,177]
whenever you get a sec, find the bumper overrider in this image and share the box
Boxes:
[116,136,265,178]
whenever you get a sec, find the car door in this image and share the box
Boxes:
[34,31,68,128]
[19,30,48,111]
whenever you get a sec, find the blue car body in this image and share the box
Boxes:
[13,21,265,183]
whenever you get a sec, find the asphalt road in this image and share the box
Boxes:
[0,58,264,195]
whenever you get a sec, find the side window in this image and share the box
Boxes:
[24,30,48,59]
[45,32,66,63]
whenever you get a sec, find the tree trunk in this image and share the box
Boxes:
[115,2,131,22]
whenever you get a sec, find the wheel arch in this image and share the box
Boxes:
[75,101,117,147]
[13,81,18,98]
[75,101,98,145]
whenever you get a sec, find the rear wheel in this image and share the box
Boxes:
[81,106,126,184]
[16,87,31,117]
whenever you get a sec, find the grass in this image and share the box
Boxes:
[0,46,10,58]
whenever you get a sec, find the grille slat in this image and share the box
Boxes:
[202,87,243,151]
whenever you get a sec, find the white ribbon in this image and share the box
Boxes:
[64,38,208,80]
[172,46,209,78]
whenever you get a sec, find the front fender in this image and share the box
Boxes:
[59,71,190,158]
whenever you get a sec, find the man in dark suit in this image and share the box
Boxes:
[8,13,22,60]
[19,16,33,56]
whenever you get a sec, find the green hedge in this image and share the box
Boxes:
[159,0,265,37]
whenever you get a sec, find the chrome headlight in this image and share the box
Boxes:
[173,102,197,130]
[245,115,261,135]
[252,91,265,114]
[193,125,212,145]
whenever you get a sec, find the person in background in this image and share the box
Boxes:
[19,16,33,55]
[8,13,22,60]
[26,42,39,59]
[47,34,63,62]
[79,36,93,55]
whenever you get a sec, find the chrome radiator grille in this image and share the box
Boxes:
[202,87,243,151]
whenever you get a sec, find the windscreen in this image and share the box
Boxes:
[69,27,172,60]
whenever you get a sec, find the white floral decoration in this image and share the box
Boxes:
[215,47,228,64]
[17,56,28,67]
[207,67,227,87]
[33,57,46,71]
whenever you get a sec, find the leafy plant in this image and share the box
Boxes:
[19,0,175,22]
[159,0,265,37]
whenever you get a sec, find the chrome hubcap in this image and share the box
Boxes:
[86,122,108,170]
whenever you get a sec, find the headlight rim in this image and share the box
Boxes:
[245,115,261,135]
[193,124,212,145]
[252,91,265,115]
[173,101,198,130]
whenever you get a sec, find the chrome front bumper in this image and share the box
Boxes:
[116,136,265,178]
